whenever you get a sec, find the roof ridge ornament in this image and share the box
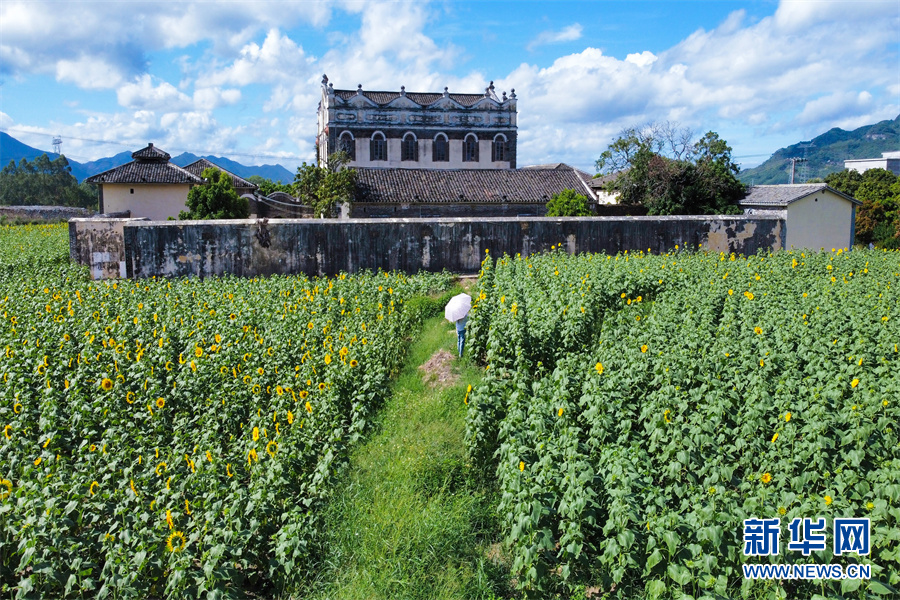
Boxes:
[357,84,363,96]
[443,87,449,98]
[322,74,328,86]
[400,85,406,97]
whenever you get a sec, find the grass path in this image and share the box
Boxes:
[305,316,509,600]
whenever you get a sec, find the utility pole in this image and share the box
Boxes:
[787,157,807,184]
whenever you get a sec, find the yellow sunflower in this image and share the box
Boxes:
[166,530,186,552]
[100,378,114,391]
[156,398,165,409]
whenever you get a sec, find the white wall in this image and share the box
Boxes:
[844,158,900,176]
[786,190,855,251]
[103,184,192,221]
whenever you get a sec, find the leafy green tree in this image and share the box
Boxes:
[824,169,864,197]
[545,189,593,216]
[596,126,744,215]
[247,175,292,197]
[292,151,356,218]
[179,168,249,220]
[0,154,97,209]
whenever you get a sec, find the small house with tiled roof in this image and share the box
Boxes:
[85,143,204,220]
[317,74,517,170]
[350,164,597,217]
[739,183,861,250]
[183,158,258,198]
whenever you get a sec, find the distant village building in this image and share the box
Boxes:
[844,151,900,176]
[85,145,259,221]
[317,75,517,170]
[739,183,861,250]
[85,144,203,221]
[351,164,595,217]
[182,158,258,198]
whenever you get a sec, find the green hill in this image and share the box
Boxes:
[739,115,900,185]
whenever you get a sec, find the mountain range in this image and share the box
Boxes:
[738,115,900,185]
[0,132,295,184]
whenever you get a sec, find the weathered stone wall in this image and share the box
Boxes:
[118,216,784,279]
[1,205,94,222]
[69,217,150,279]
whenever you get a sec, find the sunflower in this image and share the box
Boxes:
[557,407,564,417]
[595,362,603,375]
[195,346,203,358]
[266,440,277,458]
[0,479,12,500]
[166,530,186,552]
[299,390,309,399]
[760,472,772,485]
[754,326,763,335]
[248,448,258,465]
[851,378,860,388]
[156,398,165,409]
[305,401,313,414]
[640,345,648,353]
[324,354,332,365]
[318,382,326,392]
[3,425,11,440]
[226,463,234,477]
[252,427,260,441]
[287,411,294,424]
[100,378,114,391]
[519,461,525,472]
[89,481,100,496]
[156,462,167,475]
[824,495,833,506]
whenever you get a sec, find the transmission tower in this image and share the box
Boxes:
[797,142,813,182]
[52,135,62,155]
[787,157,807,184]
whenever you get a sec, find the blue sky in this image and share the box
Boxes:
[1,0,897,174]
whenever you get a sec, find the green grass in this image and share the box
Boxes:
[303,316,510,600]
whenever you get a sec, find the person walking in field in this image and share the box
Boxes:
[444,293,472,358]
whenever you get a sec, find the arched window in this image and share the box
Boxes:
[370,132,387,162]
[463,133,479,162]
[401,132,418,162]
[432,133,449,162]
[492,134,508,162]
[338,131,355,161]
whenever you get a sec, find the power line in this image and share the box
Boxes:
[0,128,305,163]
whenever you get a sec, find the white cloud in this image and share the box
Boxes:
[55,56,125,90]
[527,24,583,51]
[625,51,657,68]
[192,87,242,111]
[116,75,192,111]
[199,30,312,88]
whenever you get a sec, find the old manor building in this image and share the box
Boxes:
[317,75,518,169]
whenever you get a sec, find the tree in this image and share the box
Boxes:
[179,168,249,220]
[247,175,292,197]
[824,169,864,197]
[292,151,356,218]
[0,154,97,209]
[546,189,593,216]
[595,124,744,215]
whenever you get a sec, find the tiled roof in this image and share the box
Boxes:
[183,159,258,191]
[739,184,861,207]
[131,143,171,161]
[354,167,597,204]
[85,160,204,185]
[334,89,491,108]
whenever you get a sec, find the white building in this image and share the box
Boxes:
[317,75,517,170]
[844,151,900,176]
[85,144,203,221]
[739,183,861,251]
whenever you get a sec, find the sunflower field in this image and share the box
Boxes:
[465,247,900,598]
[0,224,452,598]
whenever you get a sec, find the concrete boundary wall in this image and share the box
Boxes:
[116,216,784,279]
[69,217,150,279]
